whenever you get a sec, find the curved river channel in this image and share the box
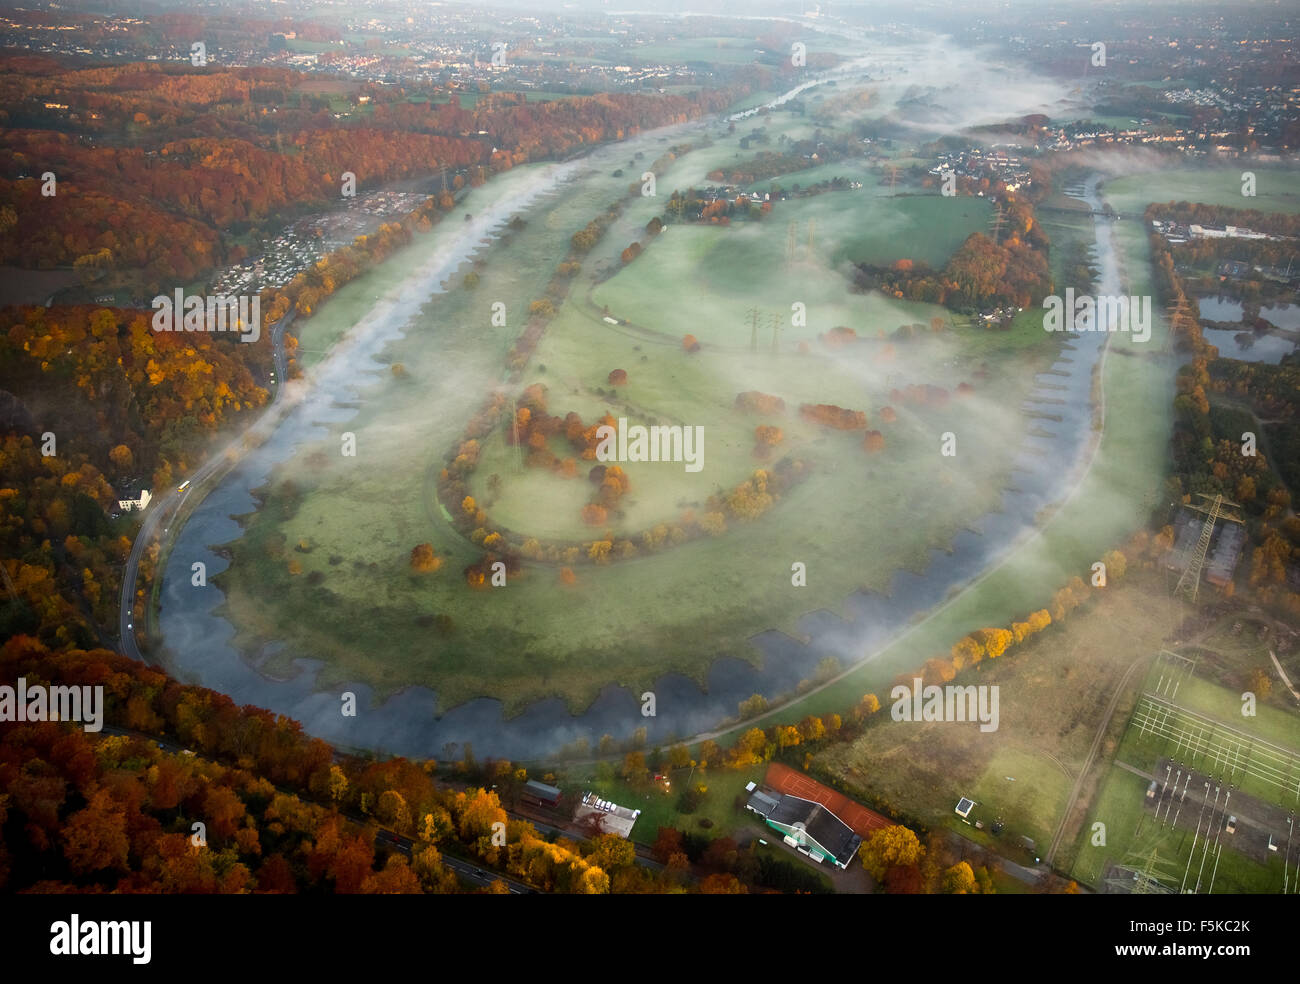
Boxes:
[156,117,1124,760]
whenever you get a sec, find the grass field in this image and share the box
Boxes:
[1071,741,1294,893]
[589,200,967,348]
[1145,670,1300,752]
[815,576,1185,864]
[1117,655,1300,809]
[227,290,1042,715]
[292,163,555,369]
[285,39,343,54]
[218,98,1056,716]
[550,35,856,68]
[695,200,1175,734]
[630,38,770,65]
[581,766,762,845]
[1102,165,1300,216]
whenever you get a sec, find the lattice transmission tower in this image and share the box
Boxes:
[1173,493,1243,605]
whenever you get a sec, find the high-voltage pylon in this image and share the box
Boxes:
[1164,297,1195,353]
[1105,844,1179,895]
[1132,848,1179,895]
[510,397,523,472]
[1174,493,1243,604]
[989,203,1006,245]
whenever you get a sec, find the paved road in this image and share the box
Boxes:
[117,312,294,663]
[371,825,536,894]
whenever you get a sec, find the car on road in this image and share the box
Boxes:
[177,480,191,493]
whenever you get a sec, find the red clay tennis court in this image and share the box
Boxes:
[765,762,892,837]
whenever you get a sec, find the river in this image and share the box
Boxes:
[155,114,1124,761]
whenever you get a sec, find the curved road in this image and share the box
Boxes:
[117,311,294,663]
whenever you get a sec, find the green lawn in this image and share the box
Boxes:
[1071,762,1290,894]
[1103,165,1300,215]
[1118,665,1300,810]
[286,39,343,54]
[965,747,1073,850]
[581,766,763,845]
[1069,766,1160,887]
[707,202,1175,742]
[1152,671,1300,751]
[630,38,771,65]
[815,573,1186,874]
[219,117,1056,717]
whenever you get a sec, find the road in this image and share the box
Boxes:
[370,826,536,894]
[117,311,294,664]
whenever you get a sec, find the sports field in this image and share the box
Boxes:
[765,762,892,835]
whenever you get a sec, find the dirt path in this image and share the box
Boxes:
[1268,648,1300,701]
[1044,651,1151,867]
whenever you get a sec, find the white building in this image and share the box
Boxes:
[574,791,640,839]
[117,489,151,513]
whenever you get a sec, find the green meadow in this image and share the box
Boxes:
[217,92,1058,715]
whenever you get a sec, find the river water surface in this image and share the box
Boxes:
[157,119,1124,761]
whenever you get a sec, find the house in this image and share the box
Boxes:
[745,790,861,869]
[116,488,151,513]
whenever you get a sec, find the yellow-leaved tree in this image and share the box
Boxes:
[860,824,924,880]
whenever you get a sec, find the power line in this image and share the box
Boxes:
[1174,494,1243,605]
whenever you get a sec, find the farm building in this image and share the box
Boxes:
[745,790,862,869]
